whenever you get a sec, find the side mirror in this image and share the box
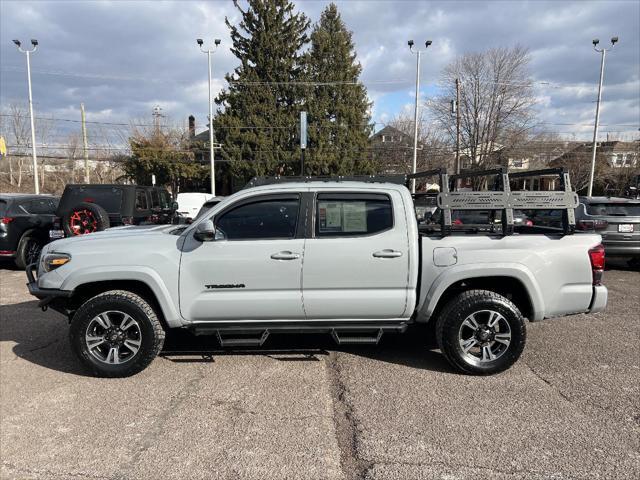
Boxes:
[171,201,179,211]
[194,220,215,242]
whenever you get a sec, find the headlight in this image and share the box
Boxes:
[42,253,71,272]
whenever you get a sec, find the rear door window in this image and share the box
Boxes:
[135,190,149,211]
[316,194,393,237]
[586,203,640,216]
[159,190,171,209]
[0,200,7,216]
[149,189,160,209]
[19,198,57,214]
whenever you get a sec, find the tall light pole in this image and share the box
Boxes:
[587,36,618,197]
[408,39,432,193]
[197,38,221,196]
[13,39,40,194]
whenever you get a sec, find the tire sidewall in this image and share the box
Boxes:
[70,294,158,377]
[440,294,526,374]
[15,234,42,270]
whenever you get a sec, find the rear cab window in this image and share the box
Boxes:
[316,193,393,237]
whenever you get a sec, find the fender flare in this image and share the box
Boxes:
[60,266,183,327]
[417,263,545,322]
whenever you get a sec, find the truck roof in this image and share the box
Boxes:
[245,181,408,193]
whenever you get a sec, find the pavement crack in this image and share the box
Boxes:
[116,366,208,477]
[524,361,573,403]
[27,337,61,353]
[2,461,115,479]
[327,351,372,480]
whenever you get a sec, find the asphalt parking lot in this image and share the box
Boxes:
[1,261,639,480]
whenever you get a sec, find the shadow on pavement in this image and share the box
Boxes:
[1,300,454,376]
[0,300,90,376]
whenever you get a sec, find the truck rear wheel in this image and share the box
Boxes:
[435,290,526,375]
[69,290,165,377]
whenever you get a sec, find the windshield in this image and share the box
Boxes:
[586,203,640,216]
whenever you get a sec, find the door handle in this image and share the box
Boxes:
[372,249,403,258]
[270,251,300,260]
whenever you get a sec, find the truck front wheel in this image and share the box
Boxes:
[435,290,526,375]
[69,290,165,377]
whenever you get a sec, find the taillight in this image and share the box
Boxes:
[122,216,133,225]
[588,244,605,285]
[525,219,533,227]
[1,217,14,224]
[577,219,608,231]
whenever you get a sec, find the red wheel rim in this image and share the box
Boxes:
[69,209,98,235]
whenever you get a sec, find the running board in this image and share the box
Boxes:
[331,328,383,345]
[216,330,270,348]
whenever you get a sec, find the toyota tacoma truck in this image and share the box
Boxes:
[26,168,608,377]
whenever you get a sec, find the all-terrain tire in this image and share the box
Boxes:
[62,201,110,236]
[15,233,43,270]
[435,289,526,375]
[69,290,165,377]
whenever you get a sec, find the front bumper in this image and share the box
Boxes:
[26,262,73,301]
[588,285,608,314]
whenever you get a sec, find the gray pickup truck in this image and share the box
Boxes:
[27,169,608,377]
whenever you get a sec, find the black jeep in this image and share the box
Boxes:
[0,194,60,268]
[55,184,177,237]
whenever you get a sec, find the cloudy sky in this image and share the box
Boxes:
[1,0,638,147]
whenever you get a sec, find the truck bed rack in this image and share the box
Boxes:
[409,167,578,236]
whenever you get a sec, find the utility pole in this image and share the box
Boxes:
[197,38,221,196]
[455,78,461,175]
[588,36,618,197]
[408,40,432,193]
[80,103,89,183]
[12,39,39,194]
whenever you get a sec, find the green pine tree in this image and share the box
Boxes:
[215,0,310,184]
[304,3,374,175]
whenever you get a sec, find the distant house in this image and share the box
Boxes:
[369,126,419,174]
[552,140,639,168]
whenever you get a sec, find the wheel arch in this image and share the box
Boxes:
[418,265,544,323]
[62,268,182,328]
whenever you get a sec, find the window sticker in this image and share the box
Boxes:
[318,200,368,233]
[342,202,367,232]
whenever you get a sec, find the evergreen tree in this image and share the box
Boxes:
[215,0,309,183]
[304,3,374,175]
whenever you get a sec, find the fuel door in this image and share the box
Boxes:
[433,247,458,267]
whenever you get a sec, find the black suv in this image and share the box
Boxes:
[0,194,59,268]
[55,184,176,236]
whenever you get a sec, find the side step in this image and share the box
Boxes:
[331,328,383,345]
[216,330,270,348]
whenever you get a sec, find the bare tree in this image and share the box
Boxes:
[428,46,536,169]
[5,104,32,187]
